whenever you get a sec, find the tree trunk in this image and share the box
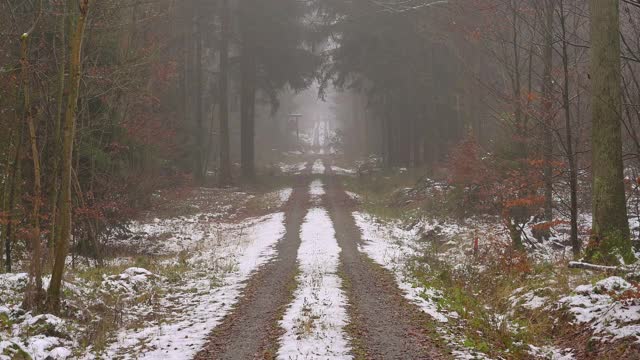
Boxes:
[240,7,256,180]
[542,0,554,227]
[4,120,23,273]
[559,0,580,255]
[47,0,90,312]
[588,0,633,264]
[49,2,67,273]
[193,13,205,184]
[218,0,232,185]
[21,33,44,309]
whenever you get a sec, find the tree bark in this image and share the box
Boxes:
[21,33,44,309]
[49,1,67,273]
[559,0,580,255]
[588,0,633,264]
[218,0,232,185]
[47,0,90,312]
[193,12,205,184]
[542,0,554,226]
[3,122,22,273]
[240,3,256,180]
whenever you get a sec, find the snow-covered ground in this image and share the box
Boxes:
[354,212,450,323]
[352,205,640,358]
[309,179,325,205]
[0,276,76,360]
[331,166,356,176]
[279,162,308,175]
[312,159,325,175]
[1,188,294,360]
[278,207,351,359]
[97,213,287,359]
[351,211,591,360]
[560,276,640,344]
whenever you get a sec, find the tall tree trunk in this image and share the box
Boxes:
[218,0,232,185]
[20,33,44,309]
[588,0,633,264]
[193,13,205,184]
[3,123,23,273]
[559,0,580,255]
[0,133,11,270]
[542,0,554,227]
[511,0,523,142]
[49,2,67,272]
[240,9,256,180]
[47,0,90,312]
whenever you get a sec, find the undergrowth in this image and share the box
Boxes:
[343,170,605,358]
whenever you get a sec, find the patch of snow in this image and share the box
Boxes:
[353,212,449,323]
[278,208,351,359]
[261,187,294,210]
[345,191,360,202]
[0,310,75,360]
[559,276,640,344]
[528,345,575,360]
[331,166,356,176]
[96,213,287,359]
[309,179,325,205]
[279,188,293,205]
[312,159,325,175]
[353,212,505,360]
[279,162,307,174]
[510,290,549,311]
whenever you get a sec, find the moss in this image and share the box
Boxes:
[0,312,12,331]
[2,342,31,360]
[585,229,636,265]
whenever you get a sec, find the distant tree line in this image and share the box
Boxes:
[320,0,639,264]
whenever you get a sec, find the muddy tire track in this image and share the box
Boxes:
[323,161,447,360]
[195,173,311,360]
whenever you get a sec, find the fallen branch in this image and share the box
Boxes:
[568,261,631,273]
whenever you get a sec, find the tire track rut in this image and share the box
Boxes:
[323,161,447,360]
[195,174,311,360]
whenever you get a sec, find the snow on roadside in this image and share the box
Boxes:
[278,208,351,359]
[97,212,286,359]
[559,276,640,344]
[260,188,294,212]
[331,166,356,176]
[345,191,360,202]
[353,211,494,360]
[312,159,325,174]
[309,179,325,205]
[528,345,575,360]
[279,162,307,175]
[0,300,75,360]
[353,212,449,322]
[279,188,293,205]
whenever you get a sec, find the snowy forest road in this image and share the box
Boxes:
[194,171,311,359]
[195,157,446,360]
[324,160,447,360]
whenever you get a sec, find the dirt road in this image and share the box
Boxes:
[196,158,446,359]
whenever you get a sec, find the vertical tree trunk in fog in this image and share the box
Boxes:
[589,0,633,263]
[559,0,580,255]
[3,118,23,273]
[218,0,232,185]
[510,0,523,145]
[193,13,205,184]
[21,33,44,309]
[49,3,67,272]
[240,1,256,179]
[48,0,90,312]
[542,0,554,226]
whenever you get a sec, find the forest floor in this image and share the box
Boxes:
[2,153,640,360]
